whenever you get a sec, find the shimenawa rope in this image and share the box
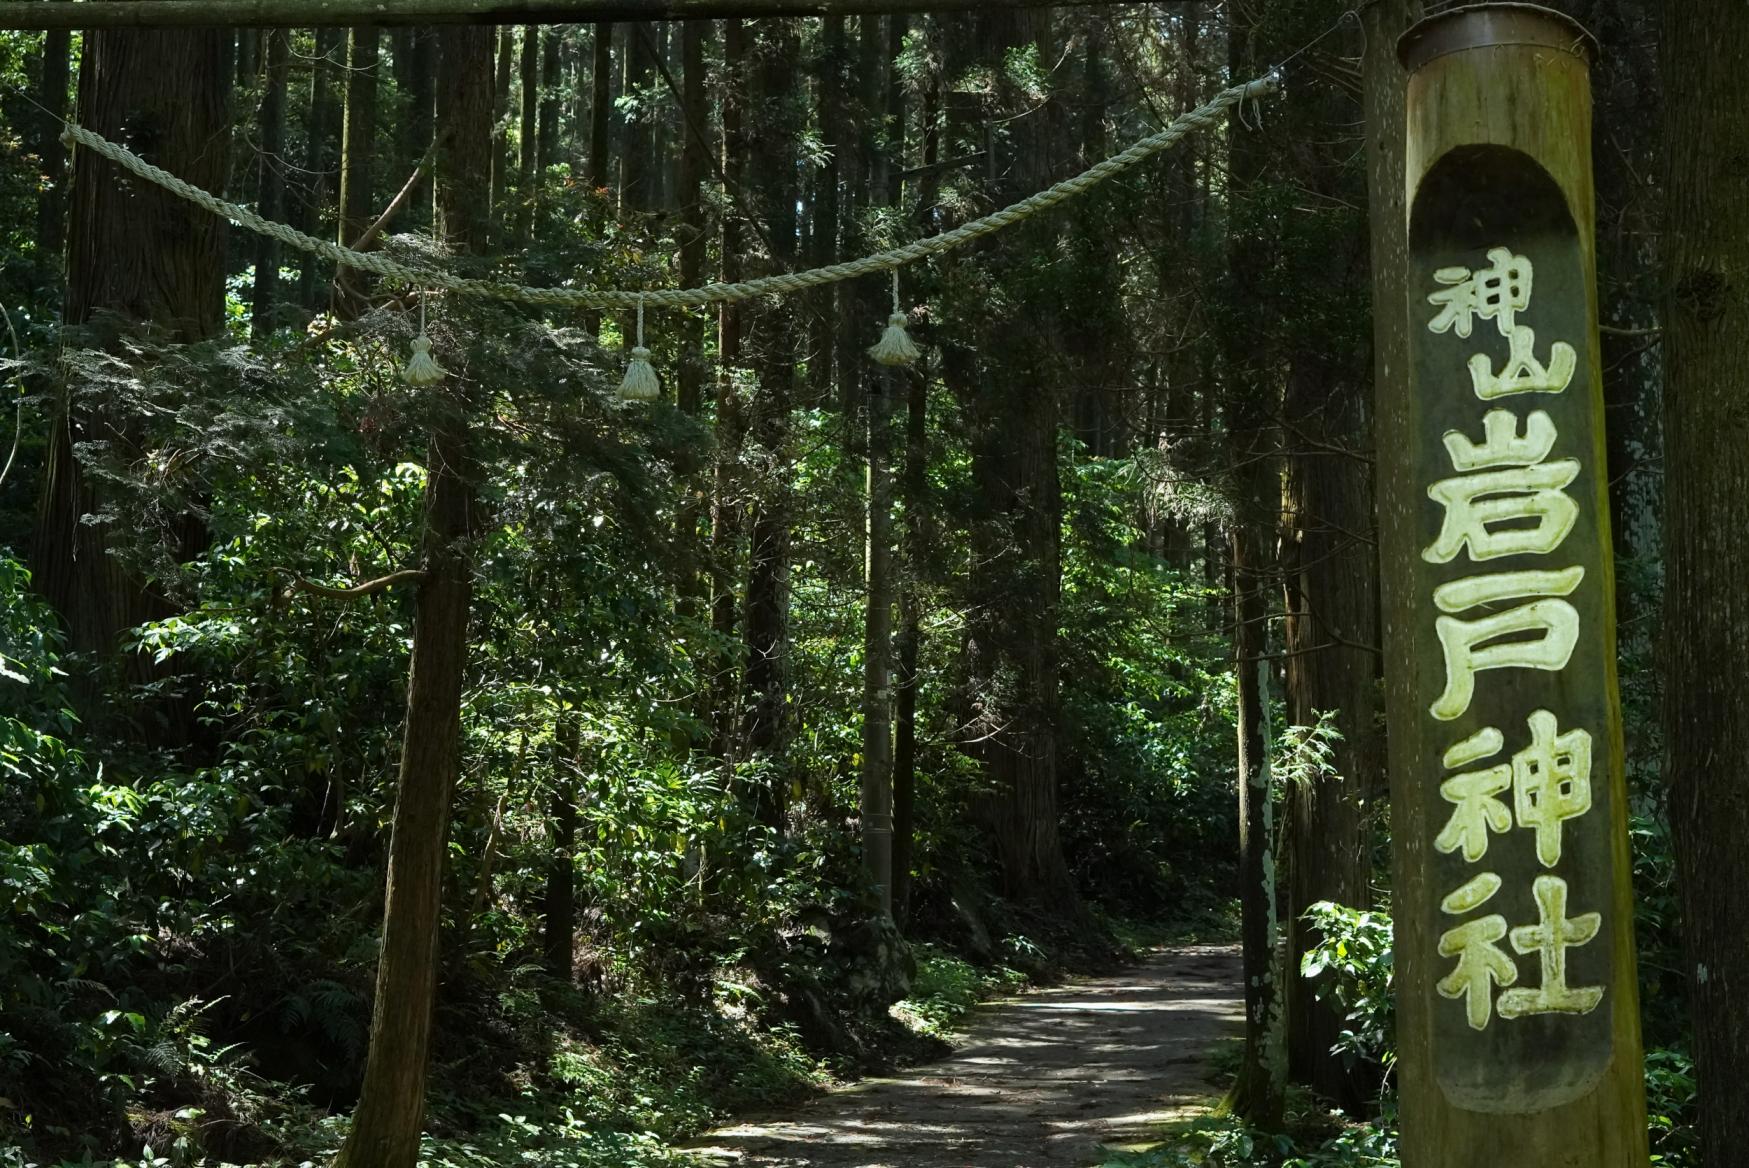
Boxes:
[56,72,1277,390]
[57,73,1276,315]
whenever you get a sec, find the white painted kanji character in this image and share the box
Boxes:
[1442,409,1559,472]
[1435,725,1512,862]
[1424,461,1580,564]
[1468,326,1577,399]
[1496,874,1604,1020]
[1513,710,1593,868]
[1437,873,1517,1031]
[1436,768,1512,863]
[1430,567,1585,721]
[1426,247,1534,339]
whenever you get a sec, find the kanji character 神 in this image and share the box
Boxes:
[1513,710,1593,868]
[1426,247,1535,339]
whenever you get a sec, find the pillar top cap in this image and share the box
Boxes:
[1399,3,1598,73]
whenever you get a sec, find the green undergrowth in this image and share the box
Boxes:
[889,944,1029,1040]
[4,931,1087,1168]
[1108,897,1243,950]
[1096,1044,1695,1168]
[1095,1092,1397,1168]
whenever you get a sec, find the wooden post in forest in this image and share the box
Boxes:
[1375,6,1648,1164]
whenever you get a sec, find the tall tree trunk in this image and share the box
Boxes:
[339,26,378,245]
[1228,513,1285,1127]
[890,50,940,928]
[1279,356,1380,1108]
[235,28,259,84]
[543,709,579,978]
[250,29,290,338]
[298,28,342,309]
[32,25,230,673]
[490,24,514,228]
[588,23,612,193]
[1220,0,1285,1125]
[619,21,656,215]
[584,21,612,335]
[674,20,711,623]
[676,21,708,417]
[32,27,71,274]
[891,358,926,924]
[951,8,1084,920]
[739,17,801,830]
[1259,7,1384,1106]
[708,17,748,764]
[809,16,845,406]
[332,26,491,1168]
[861,363,895,913]
[515,25,539,244]
[398,28,436,232]
[830,15,874,419]
[858,12,907,917]
[537,28,562,171]
[1661,0,1749,1158]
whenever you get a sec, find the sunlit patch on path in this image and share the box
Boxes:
[689,944,1242,1168]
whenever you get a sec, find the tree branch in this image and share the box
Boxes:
[290,568,427,599]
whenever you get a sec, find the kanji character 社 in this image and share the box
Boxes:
[1496,874,1604,1020]
[1429,567,1585,721]
[1437,873,1517,1031]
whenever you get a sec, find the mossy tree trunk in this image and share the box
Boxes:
[332,25,491,1168]
[32,21,230,684]
[1661,0,1749,1158]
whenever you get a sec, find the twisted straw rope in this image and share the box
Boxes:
[59,74,1276,312]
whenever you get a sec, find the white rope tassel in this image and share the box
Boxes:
[618,296,660,402]
[401,293,447,386]
[868,271,919,366]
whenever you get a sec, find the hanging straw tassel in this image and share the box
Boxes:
[868,270,920,366]
[401,292,447,386]
[618,295,660,402]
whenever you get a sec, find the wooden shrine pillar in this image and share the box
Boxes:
[1376,5,1648,1164]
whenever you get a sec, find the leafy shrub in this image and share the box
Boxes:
[1297,901,1394,1077]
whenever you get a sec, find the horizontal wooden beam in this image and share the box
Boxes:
[0,0,1146,29]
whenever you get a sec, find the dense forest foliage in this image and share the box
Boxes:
[1,0,1739,1166]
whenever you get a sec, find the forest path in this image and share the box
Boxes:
[690,944,1242,1168]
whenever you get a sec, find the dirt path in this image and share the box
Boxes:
[691,944,1243,1168]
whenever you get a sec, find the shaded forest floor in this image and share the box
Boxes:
[687,945,1242,1168]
